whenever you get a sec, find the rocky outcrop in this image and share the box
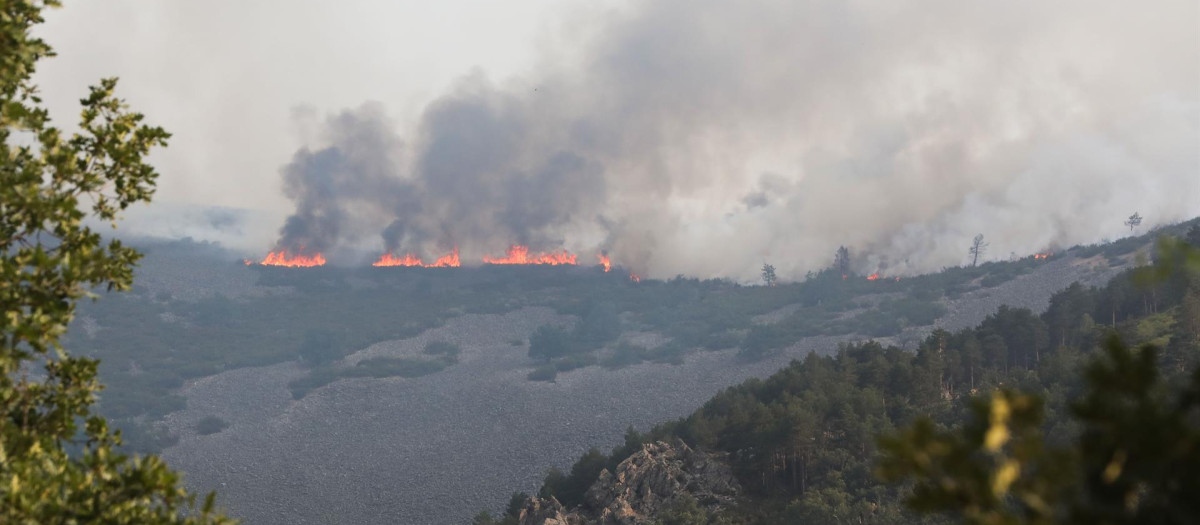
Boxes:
[519,440,740,525]
[518,497,583,525]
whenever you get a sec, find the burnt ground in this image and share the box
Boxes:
[158,252,1128,525]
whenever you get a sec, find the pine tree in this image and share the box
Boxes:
[969,234,989,267]
[761,262,778,286]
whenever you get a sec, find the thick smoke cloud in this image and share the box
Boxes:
[274,0,1199,279]
[276,84,607,261]
[276,105,407,254]
[387,79,606,258]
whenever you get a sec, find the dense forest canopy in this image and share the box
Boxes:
[505,232,1200,524]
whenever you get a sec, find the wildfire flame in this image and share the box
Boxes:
[373,253,424,267]
[372,247,461,268]
[629,272,641,283]
[866,273,880,281]
[597,254,611,272]
[429,248,461,267]
[259,250,326,267]
[1033,252,1053,260]
[483,245,577,265]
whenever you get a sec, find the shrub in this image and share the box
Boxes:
[528,365,558,382]
[195,415,229,436]
[287,366,340,399]
[702,330,742,350]
[741,324,790,359]
[288,356,454,399]
[884,297,947,326]
[602,342,648,369]
[423,341,461,358]
[553,353,597,372]
[529,325,573,361]
[353,356,450,378]
[505,492,529,518]
[539,449,607,508]
[574,302,621,346]
[980,273,1010,288]
[646,341,688,364]
[852,309,903,337]
[286,357,458,402]
[298,328,342,366]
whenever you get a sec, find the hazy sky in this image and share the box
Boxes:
[36,0,588,211]
[33,1,1200,280]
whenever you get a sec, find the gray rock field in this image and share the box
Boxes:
[937,254,1127,331]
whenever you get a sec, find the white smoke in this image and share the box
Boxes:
[158,0,1200,280]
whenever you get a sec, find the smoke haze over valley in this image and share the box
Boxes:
[36,0,1199,281]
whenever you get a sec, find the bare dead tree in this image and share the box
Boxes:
[1125,212,1143,231]
[969,234,988,267]
[834,246,851,276]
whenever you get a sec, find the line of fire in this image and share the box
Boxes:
[247,245,618,270]
[245,245,642,282]
[245,247,1059,284]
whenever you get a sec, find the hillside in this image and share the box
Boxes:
[499,228,1200,524]
[67,220,1197,524]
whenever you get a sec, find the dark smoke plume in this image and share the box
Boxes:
[275,105,407,254]
[273,0,1199,279]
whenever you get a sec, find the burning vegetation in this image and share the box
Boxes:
[483,245,578,266]
[372,248,461,268]
[248,240,1046,283]
[252,244,629,272]
[259,250,327,267]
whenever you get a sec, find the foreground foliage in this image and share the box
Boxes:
[0,1,231,522]
[880,337,1200,524]
[878,238,1200,524]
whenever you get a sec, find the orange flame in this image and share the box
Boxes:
[373,253,424,267]
[1033,252,1053,260]
[373,247,460,268]
[483,245,577,265]
[597,254,611,272]
[260,250,326,267]
[866,273,880,281]
[428,247,461,267]
[629,272,641,283]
